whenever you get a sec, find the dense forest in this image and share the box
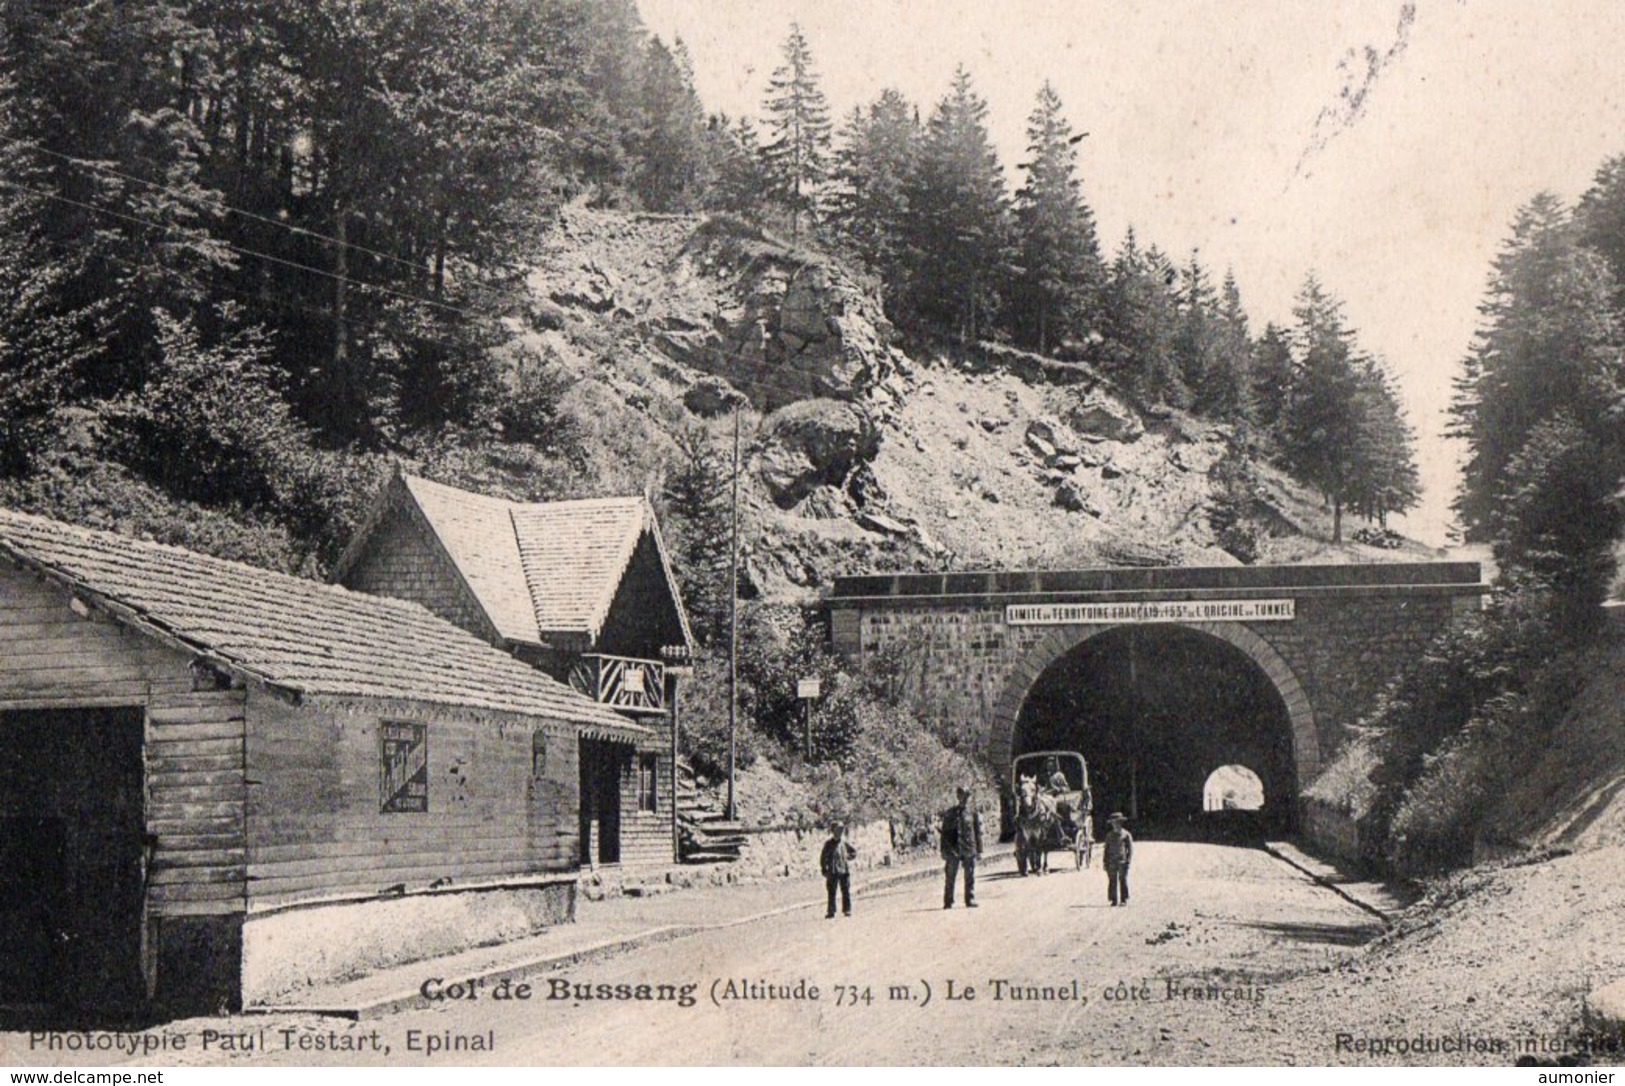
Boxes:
[0,0,1419,570]
[1320,164,1625,873]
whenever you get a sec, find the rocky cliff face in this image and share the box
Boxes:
[521,205,1422,602]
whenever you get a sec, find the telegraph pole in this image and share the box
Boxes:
[1127,629,1140,824]
[726,403,741,821]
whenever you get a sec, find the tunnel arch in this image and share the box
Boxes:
[987,622,1320,815]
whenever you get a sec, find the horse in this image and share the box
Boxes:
[1015,775,1060,876]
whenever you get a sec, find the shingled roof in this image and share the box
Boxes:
[0,507,649,738]
[392,477,541,644]
[337,473,694,653]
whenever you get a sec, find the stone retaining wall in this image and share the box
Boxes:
[243,879,576,1006]
[1301,797,1363,867]
[732,819,896,881]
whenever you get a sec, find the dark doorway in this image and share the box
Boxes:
[578,740,624,866]
[1012,626,1296,839]
[0,707,148,1014]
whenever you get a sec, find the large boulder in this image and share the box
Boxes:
[661,225,900,408]
[757,399,881,509]
[1055,390,1144,443]
[683,376,744,418]
[1025,415,1080,458]
[547,260,620,313]
[1054,479,1101,516]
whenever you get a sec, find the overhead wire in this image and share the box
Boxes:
[4,170,897,409]
[0,176,480,321]
[1,133,438,279]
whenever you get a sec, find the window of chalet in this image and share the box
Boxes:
[380,721,428,813]
[637,753,658,813]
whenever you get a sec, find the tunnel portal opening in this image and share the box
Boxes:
[1204,764,1265,811]
[1011,625,1297,840]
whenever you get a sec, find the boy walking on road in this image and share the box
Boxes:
[1103,812,1133,906]
[820,822,856,917]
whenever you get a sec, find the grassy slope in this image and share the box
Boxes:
[1494,617,1625,853]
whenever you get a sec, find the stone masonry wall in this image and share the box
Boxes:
[839,590,1468,790]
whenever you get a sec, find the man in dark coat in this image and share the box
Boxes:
[819,822,856,917]
[941,785,983,909]
[1102,811,1133,906]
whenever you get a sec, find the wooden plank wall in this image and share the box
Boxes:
[618,731,674,866]
[245,696,581,910]
[0,565,248,918]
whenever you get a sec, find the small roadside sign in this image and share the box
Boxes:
[796,677,821,699]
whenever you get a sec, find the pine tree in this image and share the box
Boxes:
[569,0,653,194]
[0,67,104,475]
[1281,275,1382,543]
[1346,361,1421,527]
[1173,251,1220,404]
[1251,321,1295,443]
[1098,229,1185,406]
[1450,192,1625,622]
[900,66,1010,344]
[1450,194,1624,539]
[830,89,919,286]
[702,114,772,216]
[1575,153,1625,307]
[3,0,233,397]
[632,36,710,211]
[1490,413,1623,629]
[760,23,832,241]
[662,426,735,647]
[1203,270,1256,421]
[1009,82,1102,354]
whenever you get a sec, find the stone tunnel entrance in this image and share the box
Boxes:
[1011,625,1299,839]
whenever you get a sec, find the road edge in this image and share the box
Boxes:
[1260,840,1397,925]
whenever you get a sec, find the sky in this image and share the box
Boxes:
[637,0,1625,547]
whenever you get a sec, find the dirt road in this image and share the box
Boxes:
[195,841,1383,1066]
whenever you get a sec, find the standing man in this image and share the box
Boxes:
[1103,811,1133,906]
[941,785,983,909]
[820,821,856,918]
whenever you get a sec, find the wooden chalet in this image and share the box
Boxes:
[333,472,696,870]
[0,507,650,1016]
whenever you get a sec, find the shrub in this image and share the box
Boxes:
[496,347,583,461]
[802,699,994,847]
[0,427,305,572]
[674,599,997,841]
[99,311,311,513]
[677,653,761,781]
[1356,586,1589,873]
[1208,449,1266,564]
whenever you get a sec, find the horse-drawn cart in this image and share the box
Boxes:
[1011,750,1093,874]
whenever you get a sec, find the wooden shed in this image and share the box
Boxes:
[333,472,697,868]
[0,507,649,1017]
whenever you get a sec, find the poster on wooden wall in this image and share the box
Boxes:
[380,722,429,814]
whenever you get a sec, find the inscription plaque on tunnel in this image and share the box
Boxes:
[1006,600,1296,625]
